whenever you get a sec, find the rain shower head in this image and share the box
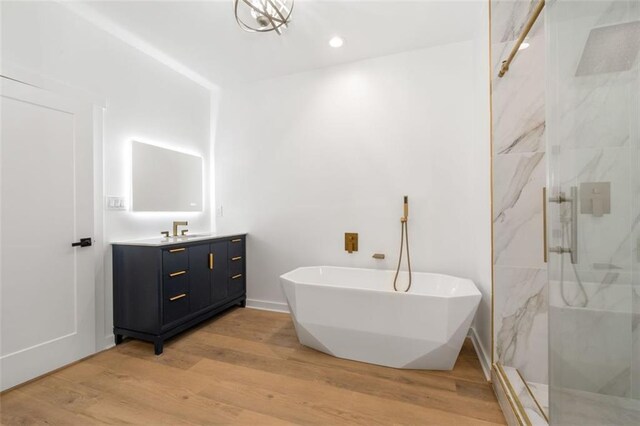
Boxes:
[576,20,640,76]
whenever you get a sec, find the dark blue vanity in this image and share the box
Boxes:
[112,234,246,354]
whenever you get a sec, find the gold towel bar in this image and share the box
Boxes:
[498,0,545,78]
[543,187,548,263]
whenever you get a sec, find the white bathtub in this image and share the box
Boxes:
[280,266,481,370]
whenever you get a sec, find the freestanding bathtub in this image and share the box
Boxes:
[280,266,481,370]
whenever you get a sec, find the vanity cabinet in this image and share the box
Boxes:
[112,235,246,354]
[189,241,228,311]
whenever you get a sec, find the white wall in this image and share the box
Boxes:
[470,0,492,375]
[1,1,492,369]
[1,1,214,350]
[215,40,492,364]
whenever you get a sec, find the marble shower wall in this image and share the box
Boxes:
[491,0,548,385]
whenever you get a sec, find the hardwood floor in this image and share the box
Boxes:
[0,308,505,425]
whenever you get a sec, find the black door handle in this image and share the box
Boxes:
[71,238,92,248]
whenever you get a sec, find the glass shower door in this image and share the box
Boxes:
[546,0,640,424]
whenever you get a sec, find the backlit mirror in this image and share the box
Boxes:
[131,141,203,212]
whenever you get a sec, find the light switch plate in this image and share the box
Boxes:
[106,196,126,211]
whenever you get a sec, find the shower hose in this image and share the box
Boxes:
[393,218,412,292]
[559,215,588,307]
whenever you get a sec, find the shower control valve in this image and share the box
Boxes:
[345,233,358,254]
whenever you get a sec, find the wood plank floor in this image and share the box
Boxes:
[0,308,505,425]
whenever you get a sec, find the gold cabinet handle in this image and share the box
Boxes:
[543,187,548,263]
[169,270,187,278]
[231,256,242,261]
[231,239,242,243]
[209,253,214,270]
[169,293,187,301]
[231,274,243,280]
[169,248,186,253]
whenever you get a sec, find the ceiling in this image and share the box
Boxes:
[80,1,484,88]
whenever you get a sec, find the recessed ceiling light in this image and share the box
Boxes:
[329,36,344,48]
[518,41,530,51]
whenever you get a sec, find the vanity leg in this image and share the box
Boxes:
[239,299,246,308]
[115,334,124,345]
[154,340,164,355]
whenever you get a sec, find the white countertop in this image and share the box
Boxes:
[112,232,247,247]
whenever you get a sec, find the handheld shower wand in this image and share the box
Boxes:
[393,196,412,292]
[403,196,409,222]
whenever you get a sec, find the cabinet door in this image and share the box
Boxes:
[188,243,211,313]
[211,241,228,305]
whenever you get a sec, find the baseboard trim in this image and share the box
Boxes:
[468,327,491,381]
[246,299,290,313]
[1,344,112,395]
[99,334,115,352]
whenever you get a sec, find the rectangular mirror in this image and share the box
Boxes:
[131,141,203,212]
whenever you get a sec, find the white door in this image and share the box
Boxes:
[0,77,96,391]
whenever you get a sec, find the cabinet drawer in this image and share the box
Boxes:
[163,292,189,325]
[163,273,189,298]
[228,272,245,298]
[163,247,189,274]
[229,256,244,277]
[228,238,244,258]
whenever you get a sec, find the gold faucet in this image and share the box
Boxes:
[172,221,188,237]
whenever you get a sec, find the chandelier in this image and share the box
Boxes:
[233,0,294,35]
